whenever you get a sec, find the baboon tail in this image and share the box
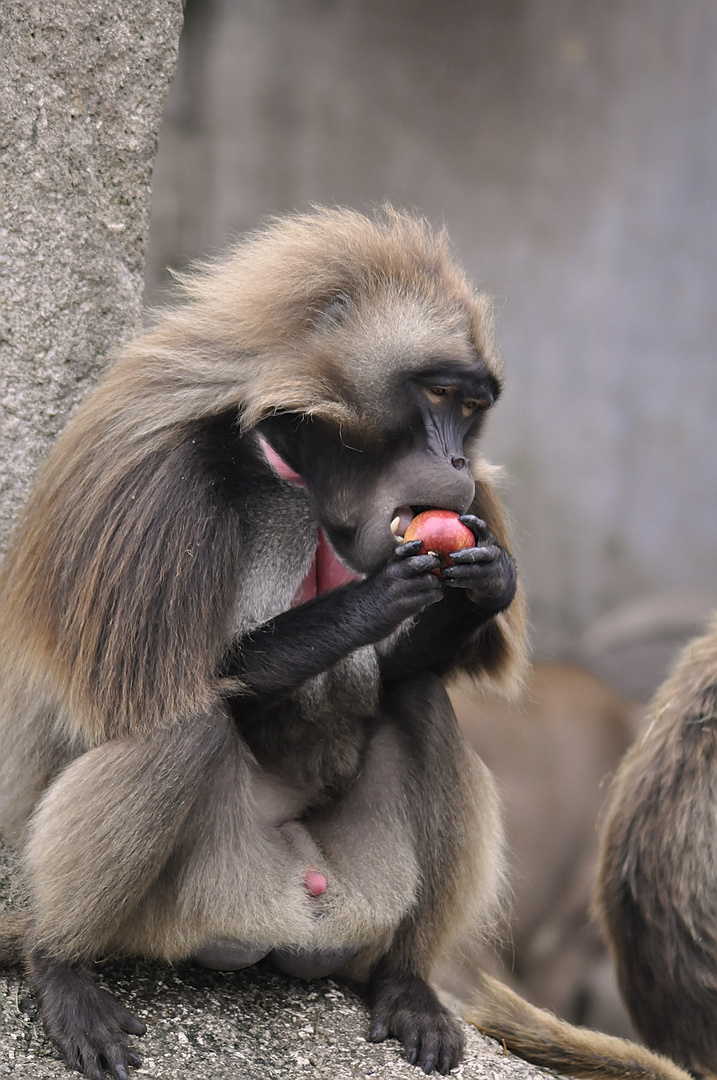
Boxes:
[465,971,692,1080]
[0,910,27,966]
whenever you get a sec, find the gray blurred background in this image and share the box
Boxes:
[144,0,717,684]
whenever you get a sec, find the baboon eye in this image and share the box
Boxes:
[422,384,492,414]
[423,385,449,405]
[462,393,493,417]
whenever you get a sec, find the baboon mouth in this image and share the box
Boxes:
[390,505,434,541]
[390,506,413,540]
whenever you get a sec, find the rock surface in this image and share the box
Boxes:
[0,960,543,1080]
[0,0,184,554]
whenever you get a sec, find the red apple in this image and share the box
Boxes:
[403,510,475,568]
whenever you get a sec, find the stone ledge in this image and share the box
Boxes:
[0,958,551,1080]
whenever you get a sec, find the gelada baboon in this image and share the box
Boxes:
[0,207,526,1077]
[0,206,696,1080]
[596,614,717,1076]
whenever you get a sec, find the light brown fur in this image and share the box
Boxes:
[0,207,522,760]
[466,972,693,1080]
[0,911,26,967]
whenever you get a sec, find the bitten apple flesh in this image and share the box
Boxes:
[403,510,475,568]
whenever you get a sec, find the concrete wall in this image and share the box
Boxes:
[145,0,717,657]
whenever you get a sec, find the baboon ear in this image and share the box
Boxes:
[321,292,353,324]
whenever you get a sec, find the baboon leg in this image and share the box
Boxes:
[22,708,230,1076]
[312,674,503,1074]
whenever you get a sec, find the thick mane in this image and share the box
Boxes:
[0,206,509,742]
[148,205,500,429]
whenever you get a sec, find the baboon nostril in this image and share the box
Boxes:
[451,457,466,470]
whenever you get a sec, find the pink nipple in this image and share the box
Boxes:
[304,870,327,897]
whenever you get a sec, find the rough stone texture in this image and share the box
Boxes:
[0,0,184,555]
[0,965,536,1080]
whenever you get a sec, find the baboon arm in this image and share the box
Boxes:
[223,552,443,700]
[379,589,501,681]
[223,583,374,698]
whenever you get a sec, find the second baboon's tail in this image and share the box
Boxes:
[465,971,692,1080]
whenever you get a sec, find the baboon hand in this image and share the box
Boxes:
[439,515,517,616]
[358,541,444,639]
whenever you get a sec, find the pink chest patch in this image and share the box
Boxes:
[291,527,357,606]
[257,435,358,605]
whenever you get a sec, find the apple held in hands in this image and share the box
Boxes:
[403,510,475,569]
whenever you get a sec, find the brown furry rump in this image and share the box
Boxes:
[595,614,717,1077]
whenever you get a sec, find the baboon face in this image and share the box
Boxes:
[259,352,498,574]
